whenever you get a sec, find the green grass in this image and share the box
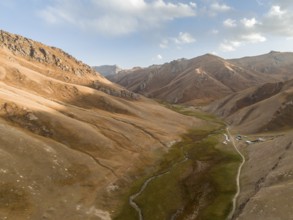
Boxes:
[161,102,224,124]
[136,160,192,220]
[114,105,241,220]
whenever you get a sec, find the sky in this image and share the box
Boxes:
[1,0,293,68]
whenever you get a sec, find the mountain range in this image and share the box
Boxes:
[1,29,293,220]
[205,79,293,133]
[108,52,293,105]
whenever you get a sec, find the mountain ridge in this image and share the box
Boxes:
[107,52,293,104]
[205,79,293,133]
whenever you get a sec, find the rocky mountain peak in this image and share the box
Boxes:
[269,50,281,54]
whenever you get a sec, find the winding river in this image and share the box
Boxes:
[129,157,188,220]
[129,127,243,220]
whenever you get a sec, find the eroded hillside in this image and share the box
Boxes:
[107,54,285,105]
[0,30,199,220]
[229,51,293,81]
[205,79,293,133]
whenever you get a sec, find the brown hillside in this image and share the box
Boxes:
[205,77,293,220]
[234,131,293,220]
[205,79,293,133]
[229,51,293,81]
[108,54,277,105]
[0,30,198,220]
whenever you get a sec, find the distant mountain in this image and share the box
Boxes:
[108,54,281,105]
[205,79,293,133]
[229,51,293,81]
[93,64,122,76]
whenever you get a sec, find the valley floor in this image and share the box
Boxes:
[114,106,242,220]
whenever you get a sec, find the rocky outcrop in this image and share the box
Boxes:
[0,30,95,77]
[92,81,140,100]
[0,30,140,100]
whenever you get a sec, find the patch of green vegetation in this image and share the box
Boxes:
[114,106,241,220]
[161,102,224,124]
[114,176,150,219]
[136,160,192,220]
[114,137,189,220]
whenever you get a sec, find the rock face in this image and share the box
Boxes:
[0,30,198,220]
[93,65,122,76]
[0,30,93,76]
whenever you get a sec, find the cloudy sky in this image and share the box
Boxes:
[1,0,293,68]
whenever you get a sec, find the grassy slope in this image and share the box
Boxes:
[114,105,241,220]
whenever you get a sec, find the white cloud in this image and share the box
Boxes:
[160,32,196,49]
[220,40,241,52]
[241,33,266,43]
[268,5,286,17]
[174,32,196,44]
[189,2,197,8]
[223,19,237,28]
[219,33,266,52]
[260,4,293,36]
[241,18,258,28]
[201,1,232,16]
[210,2,231,13]
[218,3,289,53]
[38,0,196,36]
[157,54,163,60]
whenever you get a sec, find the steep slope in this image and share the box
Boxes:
[0,30,198,220]
[205,79,293,133]
[108,54,276,105]
[205,79,293,220]
[235,132,293,220]
[229,51,293,81]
